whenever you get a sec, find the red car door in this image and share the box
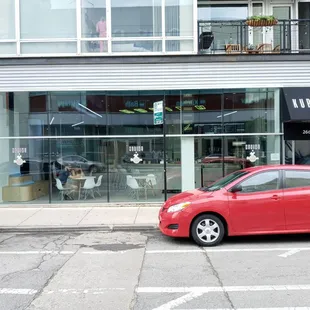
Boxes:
[283,169,310,231]
[228,170,285,234]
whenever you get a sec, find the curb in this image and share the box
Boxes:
[0,225,159,233]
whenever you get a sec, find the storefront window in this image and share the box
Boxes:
[223,89,277,134]
[107,91,164,135]
[0,92,48,138]
[20,0,77,53]
[195,135,281,188]
[0,88,281,204]
[0,137,50,205]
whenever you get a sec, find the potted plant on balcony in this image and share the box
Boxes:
[246,15,278,27]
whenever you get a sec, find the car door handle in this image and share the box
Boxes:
[271,195,280,200]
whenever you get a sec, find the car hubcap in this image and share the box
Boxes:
[196,219,220,243]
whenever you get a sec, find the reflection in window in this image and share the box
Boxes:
[20,0,77,39]
[111,0,162,38]
[82,0,107,53]
[166,0,194,45]
[223,90,275,134]
[285,170,310,189]
[0,0,15,39]
[240,171,279,193]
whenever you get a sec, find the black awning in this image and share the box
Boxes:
[282,88,310,122]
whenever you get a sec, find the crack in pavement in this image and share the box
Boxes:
[0,235,15,246]
[130,233,148,310]
[202,247,235,309]
[24,235,80,310]
[0,235,73,283]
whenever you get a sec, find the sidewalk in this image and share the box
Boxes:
[0,206,160,233]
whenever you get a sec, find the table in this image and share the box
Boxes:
[69,176,96,200]
[134,176,154,199]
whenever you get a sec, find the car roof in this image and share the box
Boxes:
[243,164,310,173]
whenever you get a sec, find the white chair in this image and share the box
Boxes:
[81,178,96,199]
[126,175,144,200]
[55,178,75,201]
[146,174,157,196]
[94,175,103,197]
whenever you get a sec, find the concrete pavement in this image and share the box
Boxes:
[2,231,310,309]
[0,207,160,232]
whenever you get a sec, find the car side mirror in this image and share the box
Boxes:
[230,184,242,193]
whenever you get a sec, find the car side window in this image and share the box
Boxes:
[239,171,280,193]
[285,170,310,189]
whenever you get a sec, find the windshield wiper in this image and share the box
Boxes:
[199,187,211,192]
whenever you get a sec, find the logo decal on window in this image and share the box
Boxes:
[247,151,259,163]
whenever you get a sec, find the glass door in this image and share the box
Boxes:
[298,2,310,51]
[195,137,223,187]
[272,6,292,52]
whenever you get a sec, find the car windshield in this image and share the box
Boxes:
[200,170,249,191]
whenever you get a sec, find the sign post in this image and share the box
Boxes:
[153,100,167,201]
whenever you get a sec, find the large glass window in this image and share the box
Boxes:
[0,89,281,204]
[111,0,162,53]
[0,0,15,39]
[0,0,15,55]
[106,91,164,135]
[20,0,77,54]
[195,135,281,188]
[223,89,277,134]
[165,0,194,51]
[81,0,107,53]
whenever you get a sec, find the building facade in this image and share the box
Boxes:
[0,0,309,205]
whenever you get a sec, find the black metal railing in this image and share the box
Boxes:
[198,19,310,55]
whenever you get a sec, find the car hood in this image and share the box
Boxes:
[165,188,209,207]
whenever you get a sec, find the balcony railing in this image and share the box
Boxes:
[198,19,310,55]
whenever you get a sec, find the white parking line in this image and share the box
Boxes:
[152,292,205,310]
[137,284,310,293]
[0,288,126,296]
[146,248,310,254]
[0,251,74,255]
[0,288,38,295]
[0,250,129,255]
[278,249,302,258]
[138,285,310,310]
[177,308,310,310]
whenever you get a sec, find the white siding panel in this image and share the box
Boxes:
[0,61,310,91]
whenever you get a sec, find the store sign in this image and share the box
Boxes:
[282,88,310,121]
[245,144,260,151]
[12,147,27,154]
[284,122,310,140]
[153,101,163,125]
[129,146,144,152]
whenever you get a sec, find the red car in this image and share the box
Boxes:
[159,165,310,246]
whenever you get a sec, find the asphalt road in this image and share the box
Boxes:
[1,231,310,310]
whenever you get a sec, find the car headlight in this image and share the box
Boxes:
[167,202,191,213]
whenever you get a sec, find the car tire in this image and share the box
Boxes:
[191,214,225,247]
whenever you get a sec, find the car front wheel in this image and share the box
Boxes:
[191,214,225,247]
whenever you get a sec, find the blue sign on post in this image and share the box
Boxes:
[153,100,163,125]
